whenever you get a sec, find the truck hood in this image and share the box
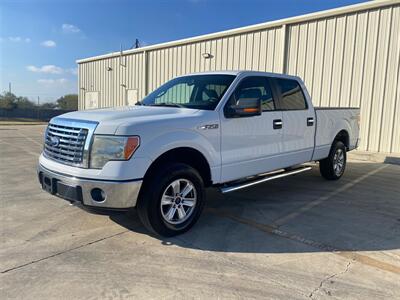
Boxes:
[55,105,200,134]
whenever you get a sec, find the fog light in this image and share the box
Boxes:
[91,188,106,202]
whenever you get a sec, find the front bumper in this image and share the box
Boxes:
[37,164,142,209]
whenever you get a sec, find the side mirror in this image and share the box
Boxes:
[224,98,262,118]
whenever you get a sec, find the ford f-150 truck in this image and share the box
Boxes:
[38,71,360,236]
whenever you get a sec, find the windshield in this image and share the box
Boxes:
[141,74,236,110]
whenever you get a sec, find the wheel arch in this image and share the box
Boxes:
[143,147,213,187]
[334,130,350,150]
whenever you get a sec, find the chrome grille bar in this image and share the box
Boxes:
[44,138,84,151]
[48,124,83,134]
[46,130,86,140]
[44,144,84,156]
[43,118,98,168]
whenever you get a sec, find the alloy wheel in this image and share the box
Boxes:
[160,179,197,225]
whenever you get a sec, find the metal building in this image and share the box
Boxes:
[77,0,400,154]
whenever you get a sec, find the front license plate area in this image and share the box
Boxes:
[57,182,82,202]
[42,175,57,194]
[39,172,83,203]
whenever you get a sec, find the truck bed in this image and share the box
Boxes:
[312,107,360,161]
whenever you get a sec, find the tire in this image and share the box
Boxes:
[137,163,205,237]
[319,141,347,180]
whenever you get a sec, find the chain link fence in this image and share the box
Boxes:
[0,108,74,121]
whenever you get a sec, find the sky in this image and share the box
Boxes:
[0,0,367,103]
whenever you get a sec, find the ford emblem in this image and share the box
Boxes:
[50,136,60,147]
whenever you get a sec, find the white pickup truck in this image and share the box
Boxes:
[38,71,360,236]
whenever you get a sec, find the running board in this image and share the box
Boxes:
[220,166,312,194]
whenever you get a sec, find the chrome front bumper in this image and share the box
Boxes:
[37,164,142,209]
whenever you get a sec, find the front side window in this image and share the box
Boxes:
[201,84,228,102]
[274,78,307,110]
[142,75,236,110]
[226,76,275,111]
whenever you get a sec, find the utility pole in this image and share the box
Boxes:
[8,82,11,93]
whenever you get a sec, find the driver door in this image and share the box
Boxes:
[220,76,283,182]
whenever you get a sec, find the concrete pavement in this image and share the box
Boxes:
[1,125,399,299]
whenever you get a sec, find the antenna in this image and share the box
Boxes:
[131,38,140,49]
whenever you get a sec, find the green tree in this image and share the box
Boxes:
[56,94,78,110]
[15,96,36,109]
[0,92,17,110]
[41,102,57,109]
[0,92,37,109]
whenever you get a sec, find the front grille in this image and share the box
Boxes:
[44,123,88,166]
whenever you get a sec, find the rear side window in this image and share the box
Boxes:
[274,78,307,110]
[227,76,276,111]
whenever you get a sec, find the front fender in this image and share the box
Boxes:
[136,129,221,182]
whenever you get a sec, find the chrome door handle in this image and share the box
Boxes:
[273,119,283,129]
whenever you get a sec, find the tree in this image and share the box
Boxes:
[0,92,17,110]
[40,102,57,109]
[56,94,78,110]
[0,92,78,110]
[0,92,37,109]
[15,96,35,109]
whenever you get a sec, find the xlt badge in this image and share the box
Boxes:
[198,124,219,130]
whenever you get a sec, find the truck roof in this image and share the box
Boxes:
[179,70,301,81]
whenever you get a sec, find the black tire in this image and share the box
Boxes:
[137,163,205,237]
[319,141,347,180]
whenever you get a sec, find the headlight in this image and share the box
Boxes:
[90,135,140,169]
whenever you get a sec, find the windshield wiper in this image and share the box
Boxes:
[149,102,184,108]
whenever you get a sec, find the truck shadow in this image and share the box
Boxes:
[110,162,400,254]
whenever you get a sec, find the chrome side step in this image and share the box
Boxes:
[220,166,312,194]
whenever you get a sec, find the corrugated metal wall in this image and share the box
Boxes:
[78,1,400,153]
[286,5,400,153]
[79,52,146,108]
[146,27,283,91]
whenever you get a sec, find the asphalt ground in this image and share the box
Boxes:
[1,125,399,299]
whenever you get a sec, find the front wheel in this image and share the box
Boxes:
[319,141,347,180]
[137,163,205,237]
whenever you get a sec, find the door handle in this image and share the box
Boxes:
[307,117,314,126]
[273,119,283,129]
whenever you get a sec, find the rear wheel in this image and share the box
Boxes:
[319,141,347,180]
[137,163,205,237]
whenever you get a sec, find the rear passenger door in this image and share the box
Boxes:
[272,78,315,166]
